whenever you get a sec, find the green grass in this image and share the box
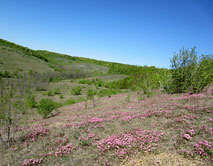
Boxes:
[68,62,109,74]
[0,46,54,73]
[92,74,128,81]
[0,42,109,75]
[33,77,126,107]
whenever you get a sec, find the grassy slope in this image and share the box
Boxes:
[34,76,128,107]
[92,74,128,81]
[35,50,109,74]
[0,46,54,73]
[0,87,212,165]
[0,38,167,77]
[0,39,129,117]
[0,39,109,74]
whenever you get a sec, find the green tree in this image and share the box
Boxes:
[191,54,213,92]
[169,47,212,93]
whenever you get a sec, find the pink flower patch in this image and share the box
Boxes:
[88,117,104,124]
[97,129,164,158]
[24,123,49,145]
[22,158,43,166]
[194,140,212,156]
[183,134,191,140]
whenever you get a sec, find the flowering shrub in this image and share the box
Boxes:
[46,138,73,157]
[22,158,43,166]
[194,140,212,156]
[25,124,49,143]
[97,129,164,158]
[183,134,191,140]
[54,143,73,157]
[88,117,104,124]
[187,129,195,136]
[78,132,96,147]
[200,125,213,135]
[79,133,96,141]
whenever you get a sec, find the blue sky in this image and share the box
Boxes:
[0,0,213,68]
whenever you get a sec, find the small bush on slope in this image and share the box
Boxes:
[71,86,82,95]
[26,94,37,108]
[65,98,76,105]
[37,98,61,118]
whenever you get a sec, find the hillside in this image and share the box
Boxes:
[0,39,168,77]
[0,39,109,75]
[0,39,212,166]
[0,87,212,165]
[0,45,54,74]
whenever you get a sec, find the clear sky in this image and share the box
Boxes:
[0,0,213,68]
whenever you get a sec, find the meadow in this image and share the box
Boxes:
[0,86,212,165]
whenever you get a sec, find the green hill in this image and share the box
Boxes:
[0,38,168,77]
[0,39,109,75]
[0,45,54,74]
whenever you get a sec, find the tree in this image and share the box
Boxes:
[0,77,29,148]
[191,54,213,93]
[169,47,212,93]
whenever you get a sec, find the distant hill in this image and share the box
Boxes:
[0,39,110,75]
[0,38,167,82]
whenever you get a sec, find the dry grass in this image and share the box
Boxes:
[121,152,204,166]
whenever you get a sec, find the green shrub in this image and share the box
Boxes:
[97,88,121,98]
[87,89,96,100]
[97,80,103,87]
[54,102,62,108]
[79,79,86,84]
[65,98,76,105]
[85,79,92,85]
[54,88,60,94]
[59,94,64,99]
[37,99,61,118]
[0,71,11,78]
[71,86,82,95]
[141,80,153,98]
[79,79,92,85]
[97,89,108,98]
[36,87,47,91]
[79,139,91,147]
[47,90,53,96]
[26,95,37,108]
[77,98,85,102]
